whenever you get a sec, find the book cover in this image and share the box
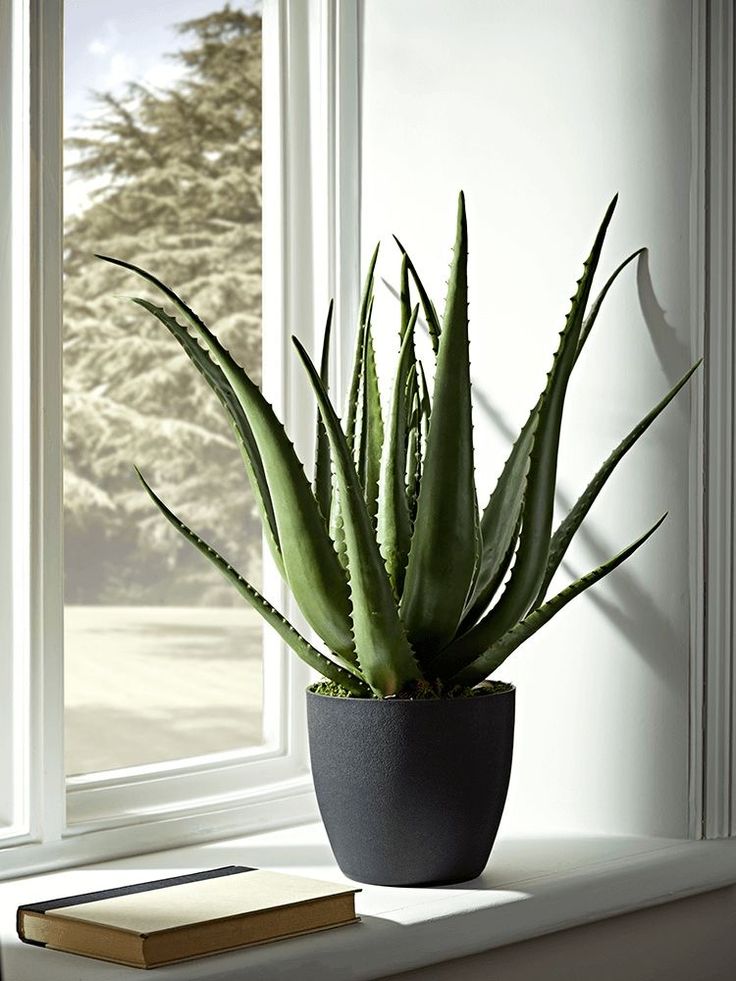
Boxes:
[17,866,360,969]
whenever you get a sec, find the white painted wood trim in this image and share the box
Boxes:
[691,0,736,840]
[4,825,736,980]
[307,0,361,405]
[688,0,707,843]
[0,783,319,881]
[0,0,32,843]
[332,0,362,402]
[28,0,66,849]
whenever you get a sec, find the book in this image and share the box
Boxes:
[16,865,360,969]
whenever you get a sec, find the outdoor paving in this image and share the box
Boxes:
[64,606,263,775]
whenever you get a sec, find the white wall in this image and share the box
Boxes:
[361,0,694,837]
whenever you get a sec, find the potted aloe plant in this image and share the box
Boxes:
[100,194,697,886]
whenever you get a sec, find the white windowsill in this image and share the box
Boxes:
[2,822,736,980]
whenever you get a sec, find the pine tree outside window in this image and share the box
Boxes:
[0,0,360,876]
[63,3,268,775]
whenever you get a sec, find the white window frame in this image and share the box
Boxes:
[691,0,736,841]
[0,0,361,879]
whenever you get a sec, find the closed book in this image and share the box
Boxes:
[16,865,360,969]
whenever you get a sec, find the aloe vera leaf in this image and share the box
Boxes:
[430,299,441,332]
[575,248,645,363]
[346,243,380,452]
[314,301,334,520]
[405,363,419,426]
[459,243,643,639]
[393,235,442,355]
[329,494,348,568]
[99,255,356,663]
[459,412,537,635]
[405,374,421,526]
[358,316,384,521]
[130,297,284,579]
[378,318,418,595]
[411,362,430,517]
[360,245,380,325]
[135,468,370,696]
[400,192,479,657]
[459,515,522,636]
[417,359,432,435]
[532,360,701,608]
[293,336,422,696]
[397,257,418,418]
[433,196,618,676]
[355,293,374,480]
[451,513,667,687]
[399,253,412,338]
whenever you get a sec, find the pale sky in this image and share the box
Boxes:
[64,0,259,214]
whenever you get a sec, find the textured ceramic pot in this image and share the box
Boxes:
[306,686,515,886]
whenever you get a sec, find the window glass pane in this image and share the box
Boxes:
[63,1,263,776]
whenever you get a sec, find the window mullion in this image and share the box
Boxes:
[29,0,65,846]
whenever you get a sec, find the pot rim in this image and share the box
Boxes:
[306,682,515,704]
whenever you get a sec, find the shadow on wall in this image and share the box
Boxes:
[637,250,693,387]
[381,257,692,698]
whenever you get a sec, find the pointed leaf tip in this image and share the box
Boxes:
[135,467,369,696]
[400,189,476,656]
[458,191,467,226]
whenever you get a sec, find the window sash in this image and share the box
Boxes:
[0,0,361,880]
[0,0,31,845]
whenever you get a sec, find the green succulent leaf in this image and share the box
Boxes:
[393,235,442,355]
[459,244,643,641]
[346,243,380,453]
[98,195,692,696]
[293,336,422,696]
[135,468,370,696]
[378,315,418,596]
[433,196,618,678]
[460,409,538,634]
[358,317,384,522]
[129,296,284,579]
[532,360,701,608]
[417,359,432,436]
[451,513,668,687]
[460,514,522,636]
[400,192,479,659]
[98,254,356,664]
[396,257,419,429]
[399,253,412,339]
[575,248,645,363]
[314,301,334,521]
[405,376,422,527]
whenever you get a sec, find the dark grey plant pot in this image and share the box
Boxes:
[306,686,515,886]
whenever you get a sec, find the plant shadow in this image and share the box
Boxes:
[381,266,691,689]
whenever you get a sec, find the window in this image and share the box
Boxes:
[62,1,266,777]
[1,0,360,877]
